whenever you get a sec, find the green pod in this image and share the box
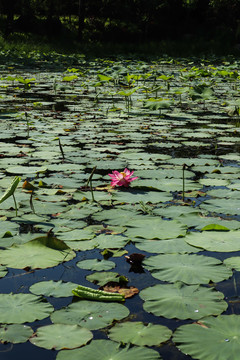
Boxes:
[72,285,125,302]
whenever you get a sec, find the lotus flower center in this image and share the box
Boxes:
[120,172,127,177]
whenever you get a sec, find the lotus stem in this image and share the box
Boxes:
[182,163,186,202]
[58,138,65,159]
[13,193,18,216]
[86,166,97,202]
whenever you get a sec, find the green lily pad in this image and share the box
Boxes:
[185,230,240,252]
[30,324,93,350]
[200,198,240,215]
[86,271,127,286]
[224,257,240,271]
[57,339,161,360]
[94,234,129,250]
[143,254,232,284]
[135,238,200,254]
[0,293,53,323]
[173,315,240,360]
[0,265,8,278]
[112,190,172,204]
[125,217,187,240]
[0,324,33,343]
[76,259,115,271]
[108,321,172,346]
[51,300,129,330]
[0,235,76,269]
[140,282,227,320]
[30,280,79,297]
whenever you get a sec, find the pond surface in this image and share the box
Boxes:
[0,54,240,360]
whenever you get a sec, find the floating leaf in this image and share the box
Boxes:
[86,271,128,287]
[57,339,162,360]
[125,217,187,240]
[143,254,232,284]
[224,257,240,271]
[30,324,93,350]
[108,321,172,346]
[51,300,129,330]
[0,293,53,323]
[185,231,240,252]
[0,235,76,269]
[30,280,79,297]
[0,324,33,343]
[140,282,227,320]
[173,315,240,360]
[76,259,115,271]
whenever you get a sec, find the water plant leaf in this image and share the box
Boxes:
[108,321,172,346]
[135,238,200,254]
[0,293,53,323]
[185,231,240,252]
[0,235,76,269]
[51,301,129,330]
[125,217,187,240]
[0,176,20,204]
[56,339,162,360]
[0,265,7,278]
[0,324,33,343]
[30,324,93,350]
[143,254,232,284]
[224,257,240,271]
[76,259,115,271]
[140,283,227,319]
[86,271,128,286]
[173,315,240,360]
[29,280,79,297]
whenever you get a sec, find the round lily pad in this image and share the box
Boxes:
[0,293,53,323]
[185,231,240,252]
[56,339,162,360]
[135,238,200,254]
[140,282,227,320]
[51,300,129,330]
[108,321,172,346]
[30,324,93,350]
[29,280,79,298]
[173,315,240,360]
[125,217,187,240]
[0,235,76,269]
[76,258,115,271]
[143,253,232,284]
[0,324,33,343]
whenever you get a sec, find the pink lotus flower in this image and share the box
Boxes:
[108,168,138,188]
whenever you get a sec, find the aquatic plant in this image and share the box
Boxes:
[108,168,138,187]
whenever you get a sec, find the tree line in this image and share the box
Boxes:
[0,0,239,44]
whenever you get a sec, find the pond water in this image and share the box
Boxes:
[0,54,240,360]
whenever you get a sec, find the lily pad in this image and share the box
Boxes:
[57,339,162,360]
[30,324,93,350]
[30,280,79,297]
[184,230,240,252]
[108,321,172,346]
[224,257,240,271]
[173,315,240,360]
[86,271,128,286]
[51,300,129,330]
[0,324,33,343]
[125,217,187,240]
[0,293,53,323]
[135,238,200,254]
[140,282,227,320]
[76,259,116,271]
[143,254,232,284]
[0,235,76,269]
